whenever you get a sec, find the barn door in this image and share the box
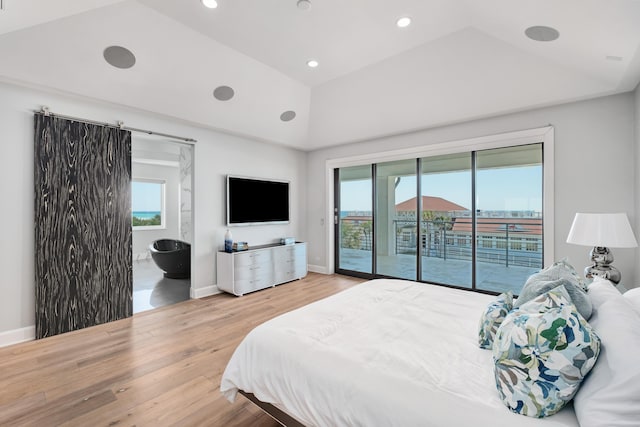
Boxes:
[34,113,132,339]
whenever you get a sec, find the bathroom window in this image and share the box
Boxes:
[132,179,165,230]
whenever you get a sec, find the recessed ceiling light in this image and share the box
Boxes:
[606,55,623,62]
[307,59,319,68]
[213,85,234,101]
[103,46,136,69]
[201,0,218,9]
[280,111,296,122]
[525,26,559,42]
[396,17,412,28]
[297,0,311,10]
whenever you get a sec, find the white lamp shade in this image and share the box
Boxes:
[566,213,638,248]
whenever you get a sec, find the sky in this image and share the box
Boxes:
[340,166,542,212]
[131,181,162,212]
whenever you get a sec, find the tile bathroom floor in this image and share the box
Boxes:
[133,258,190,314]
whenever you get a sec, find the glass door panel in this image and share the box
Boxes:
[475,144,543,294]
[420,153,472,287]
[375,159,417,280]
[336,165,373,274]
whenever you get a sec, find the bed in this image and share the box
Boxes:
[220,278,640,426]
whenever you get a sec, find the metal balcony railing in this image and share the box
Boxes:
[338,218,543,269]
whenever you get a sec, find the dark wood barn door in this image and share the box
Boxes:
[34,114,132,339]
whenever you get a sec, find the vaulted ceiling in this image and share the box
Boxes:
[1,0,639,150]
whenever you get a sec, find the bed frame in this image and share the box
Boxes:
[239,390,305,427]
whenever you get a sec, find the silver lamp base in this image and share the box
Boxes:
[584,246,621,284]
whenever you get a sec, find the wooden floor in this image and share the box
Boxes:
[0,273,364,426]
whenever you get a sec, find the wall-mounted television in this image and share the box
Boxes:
[226,175,290,226]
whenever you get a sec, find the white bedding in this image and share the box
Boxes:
[220,279,579,427]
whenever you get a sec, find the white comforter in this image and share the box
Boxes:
[220,279,579,427]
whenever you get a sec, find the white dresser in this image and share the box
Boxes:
[216,242,307,296]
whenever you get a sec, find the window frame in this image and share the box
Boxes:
[131,178,167,231]
[326,126,554,293]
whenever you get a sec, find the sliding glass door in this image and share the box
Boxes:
[335,166,373,276]
[475,144,543,294]
[334,142,544,295]
[420,153,472,288]
[375,159,417,280]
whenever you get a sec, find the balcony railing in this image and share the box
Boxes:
[339,218,542,269]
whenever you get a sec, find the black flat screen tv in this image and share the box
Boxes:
[226,175,290,226]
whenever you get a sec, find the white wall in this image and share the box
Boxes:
[307,93,637,284]
[131,162,180,258]
[635,84,640,288]
[0,81,306,340]
[191,130,308,298]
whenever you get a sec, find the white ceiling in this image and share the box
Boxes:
[0,0,639,150]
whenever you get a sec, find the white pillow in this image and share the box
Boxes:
[623,287,640,316]
[573,278,640,427]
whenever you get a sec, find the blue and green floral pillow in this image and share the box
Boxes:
[493,286,600,418]
[478,292,513,349]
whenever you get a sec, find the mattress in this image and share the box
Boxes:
[220,279,579,427]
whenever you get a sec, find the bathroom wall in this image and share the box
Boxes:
[635,82,640,286]
[132,139,194,255]
[179,145,193,243]
[131,161,181,258]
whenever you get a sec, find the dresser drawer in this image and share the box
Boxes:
[233,250,272,267]
[293,259,307,276]
[272,244,305,263]
[274,269,305,283]
[233,262,273,281]
[274,260,307,283]
[234,276,274,295]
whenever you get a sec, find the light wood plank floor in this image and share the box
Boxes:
[0,273,365,426]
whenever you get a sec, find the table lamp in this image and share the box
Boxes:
[566,213,637,284]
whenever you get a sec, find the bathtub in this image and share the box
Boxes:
[149,239,191,279]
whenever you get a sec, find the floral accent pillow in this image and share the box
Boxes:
[493,286,600,418]
[478,292,513,349]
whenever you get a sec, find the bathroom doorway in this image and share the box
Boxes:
[131,137,194,313]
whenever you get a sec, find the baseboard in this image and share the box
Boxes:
[308,264,329,274]
[191,285,221,299]
[133,252,151,261]
[0,325,35,348]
